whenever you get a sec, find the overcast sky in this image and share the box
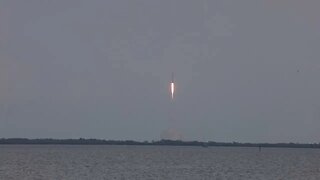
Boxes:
[0,0,319,143]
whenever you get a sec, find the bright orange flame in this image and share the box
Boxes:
[170,82,175,99]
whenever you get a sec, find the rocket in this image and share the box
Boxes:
[170,72,175,100]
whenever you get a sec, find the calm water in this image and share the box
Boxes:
[0,145,320,180]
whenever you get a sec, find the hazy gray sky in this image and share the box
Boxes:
[0,0,320,142]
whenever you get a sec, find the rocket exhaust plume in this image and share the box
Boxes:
[170,72,175,99]
[171,82,174,99]
[161,72,183,141]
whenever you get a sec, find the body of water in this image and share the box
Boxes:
[0,145,319,179]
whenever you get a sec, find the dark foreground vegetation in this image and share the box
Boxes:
[0,138,320,148]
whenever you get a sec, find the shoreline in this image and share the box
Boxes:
[0,138,319,149]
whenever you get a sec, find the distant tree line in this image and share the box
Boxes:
[0,138,319,148]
